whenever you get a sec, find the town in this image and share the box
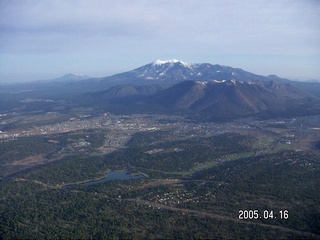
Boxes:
[1,110,320,154]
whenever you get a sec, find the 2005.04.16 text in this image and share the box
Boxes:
[239,210,288,220]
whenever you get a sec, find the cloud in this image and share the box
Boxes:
[1,0,319,54]
[0,0,319,81]
[0,1,156,53]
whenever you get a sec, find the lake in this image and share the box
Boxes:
[80,170,144,186]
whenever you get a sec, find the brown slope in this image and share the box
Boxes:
[152,80,315,117]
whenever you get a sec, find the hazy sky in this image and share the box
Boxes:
[0,0,319,82]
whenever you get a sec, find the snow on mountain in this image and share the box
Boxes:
[98,59,292,86]
[152,59,193,68]
[34,73,91,83]
[153,59,181,65]
[59,73,91,81]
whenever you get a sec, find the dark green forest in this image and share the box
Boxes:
[0,131,319,239]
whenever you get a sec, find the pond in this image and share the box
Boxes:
[80,170,144,186]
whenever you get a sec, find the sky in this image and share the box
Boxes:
[0,0,319,83]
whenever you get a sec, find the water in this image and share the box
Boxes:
[81,170,144,186]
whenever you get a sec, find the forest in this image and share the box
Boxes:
[0,130,319,239]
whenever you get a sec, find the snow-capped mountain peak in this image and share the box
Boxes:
[36,73,91,83]
[100,59,292,84]
[59,73,91,81]
[70,73,86,77]
[152,59,193,68]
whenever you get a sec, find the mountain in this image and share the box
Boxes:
[150,80,315,118]
[97,59,291,85]
[93,79,317,120]
[88,59,318,119]
[49,73,91,82]
[306,79,320,83]
[23,59,316,99]
[92,84,170,99]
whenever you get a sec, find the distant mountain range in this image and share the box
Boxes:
[13,58,319,98]
[47,73,91,82]
[93,79,317,119]
[97,59,291,85]
[3,59,319,120]
[85,59,320,120]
